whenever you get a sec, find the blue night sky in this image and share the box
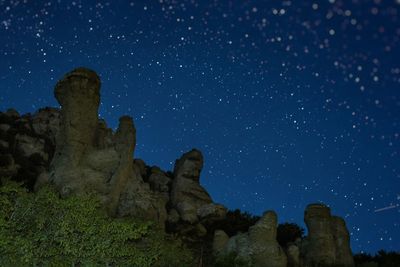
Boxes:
[0,0,399,253]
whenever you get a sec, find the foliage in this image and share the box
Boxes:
[214,252,252,267]
[354,251,400,267]
[276,222,305,248]
[210,209,260,237]
[0,180,193,267]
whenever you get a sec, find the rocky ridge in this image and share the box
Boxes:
[0,68,354,267]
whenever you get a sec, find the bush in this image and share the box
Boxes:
[0,180,193,266]
[354,251,400,267]
[210,209,260,237]
[276,222,304,248]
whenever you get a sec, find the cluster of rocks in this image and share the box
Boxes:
[0,68,355,266]
[1,68,226,237]
[213,204,354,267]
[0,107,59,189]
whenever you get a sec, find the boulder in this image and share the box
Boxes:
[212,230,229,255]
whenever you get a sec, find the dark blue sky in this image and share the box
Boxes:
[1,0,399,253]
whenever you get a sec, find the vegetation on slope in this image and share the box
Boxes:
[0,179,193,267]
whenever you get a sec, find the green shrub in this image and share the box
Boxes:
[0,180,193,267]
[276,222,304,248]
[210,209,260,237]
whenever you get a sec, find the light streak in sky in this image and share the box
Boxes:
[374,194,400,213]
[374,204,399,213]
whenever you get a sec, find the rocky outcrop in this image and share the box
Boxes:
[171,149,212,223]
[1,68,355,266]
[169,149,227,238]
[0,107,59,188]
[0,68,228,233]
[302,204,354,267]
[213,205,353,267]
[217,211,287,267]
[42,68,165,225]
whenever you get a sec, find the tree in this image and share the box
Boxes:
[276,222,304,248]
[210,209,260,237]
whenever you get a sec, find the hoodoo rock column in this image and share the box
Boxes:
[50,68,101,195]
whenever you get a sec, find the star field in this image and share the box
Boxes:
[0,0,399,253]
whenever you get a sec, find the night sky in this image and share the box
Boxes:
[1,0,399,253]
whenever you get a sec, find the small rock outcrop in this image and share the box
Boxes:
[217,211,287,267]
[302,204,354,267]
[169,149,227,238]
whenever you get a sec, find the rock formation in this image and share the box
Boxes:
[216,211,287,267]
[302,203,354,267]
[168,149,227,238]
[0,107,59,189]
[1,68,356,266]
[37,68,168,226]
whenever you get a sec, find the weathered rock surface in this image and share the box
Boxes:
[217,211,287,267]
[212,229,229,255]
[169,149,227,238]
[0,107,58,188]
[286,243,300,267]
[331,216,355,267]
[302,203,354,267]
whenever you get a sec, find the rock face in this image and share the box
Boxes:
[302,204,354,267]
[217,211,287,267]
[0,107,59,188]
